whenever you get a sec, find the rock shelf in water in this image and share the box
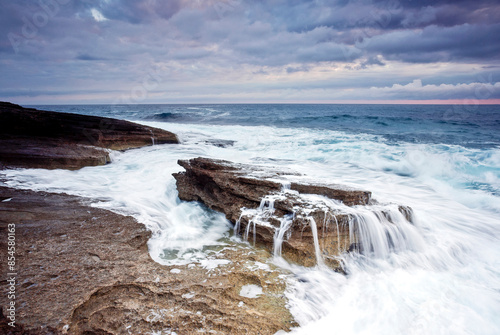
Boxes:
[0,102,179,170]
[174,157,416,270]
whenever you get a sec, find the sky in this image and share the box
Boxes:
[1,0,500,104]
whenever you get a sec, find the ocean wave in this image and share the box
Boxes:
[147,112,185,121]
[3,117,499,335]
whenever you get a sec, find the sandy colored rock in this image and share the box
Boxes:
[173,158,415,271]
[0,186,295,334]
[173,158,377,269]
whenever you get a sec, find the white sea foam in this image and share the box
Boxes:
[1,121,499,335]
[199,258,231,270]
[239,284,263,298]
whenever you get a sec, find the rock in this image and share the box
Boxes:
[0,186,295,334]
[173,157,413,270]
[0,101,179,170]
[0,138,112,170]
[289,183,370,207]
[203,139,235,148]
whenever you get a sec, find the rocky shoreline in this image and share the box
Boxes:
[0,102,178,170]
[0,186,295,334]
[0,102,415,334]
[0,103,297,334]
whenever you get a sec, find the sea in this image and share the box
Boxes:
[2,104,500,334]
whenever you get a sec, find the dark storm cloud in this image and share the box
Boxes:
[245,0,500,32]
[0,0,499,103]
[229,0,500,65]
[2,0,499,63]
[364,23,500,63]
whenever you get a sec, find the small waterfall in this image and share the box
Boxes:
[273,214,293,257]
[234,213,243,235]
[308,217,325,266]
[345,206,423,258]
[237,191,423,267]
[149,129,156,145]
[244,219,257,244]
[332,214,341,254]
[238,196,277,245]
[321,210,327,236]
[280,181,291,191]
[258,197,275,212]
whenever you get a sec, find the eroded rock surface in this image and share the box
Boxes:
[174,157,414,269]
[0,102,179,170]
[0,186,295,334]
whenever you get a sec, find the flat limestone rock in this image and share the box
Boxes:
[0,101,179,170]
[0,186,295,334]
[173,157,413,270]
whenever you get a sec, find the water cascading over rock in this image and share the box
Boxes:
[173,158,422,271]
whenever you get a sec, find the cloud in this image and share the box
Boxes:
[359,56,385,68]
[90,8,107,22]
[368,79,500,100]
[76,54,107,61]
[362,23,500,63]
[0,0,499,103]
[95,0,183,23]
[286,65,310,73]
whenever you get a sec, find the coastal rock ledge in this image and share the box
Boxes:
[0,101,179,170]
[0,186,295,334]
[174,158,415,270]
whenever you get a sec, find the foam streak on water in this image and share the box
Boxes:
[2,117,499,335]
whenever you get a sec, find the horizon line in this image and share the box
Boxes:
[15,99,500,106]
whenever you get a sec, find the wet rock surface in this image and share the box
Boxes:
[0,186,295,334]
[0,102,179,170]
[174,157,413,269]
[173,157,370,211]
